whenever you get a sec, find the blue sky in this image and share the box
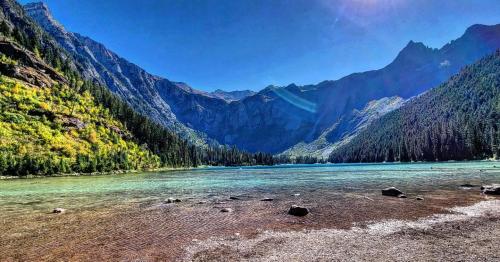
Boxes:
[20,0,500,91]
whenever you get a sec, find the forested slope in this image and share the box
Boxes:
[329,51,500,163]
[0,0,275,176]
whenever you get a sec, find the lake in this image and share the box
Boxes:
[1,161,499,217]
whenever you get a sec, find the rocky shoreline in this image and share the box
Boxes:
[184,199,500,261]
[1,185,498,261]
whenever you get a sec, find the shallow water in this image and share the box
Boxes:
[1,161,499,217]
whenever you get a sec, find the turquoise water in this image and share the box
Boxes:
[0,161,499,217]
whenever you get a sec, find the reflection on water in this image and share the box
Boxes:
[0,161,499,217]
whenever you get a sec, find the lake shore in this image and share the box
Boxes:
[0,186,498,261]
[185,199,500,261]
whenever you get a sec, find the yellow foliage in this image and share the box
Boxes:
[0,76,160,175]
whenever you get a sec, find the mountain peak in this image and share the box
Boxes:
[24,1,48,10]
[402,40,429,52]
[24,2,64,30]
[391,40,436,67]
[24,1,78,52]
[24,2,52,19]
[464,23,500,35]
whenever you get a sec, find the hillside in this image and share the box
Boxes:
[0,0,276,175]
[329,51,500,163]
[23,2,216,147]
[0,41,160,175]
[281,96,405,158]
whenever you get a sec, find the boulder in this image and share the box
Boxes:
[481,184,500,195]
[382,187,405,197]
[220,208,233,213]
[52,208,65,214]
[288,205,309,216]
[416,196,424,201]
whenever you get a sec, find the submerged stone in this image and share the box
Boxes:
[288,205,309,216]
[382,187,405,197]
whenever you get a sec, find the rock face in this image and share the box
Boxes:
[0,41,68,87]
[23,2,212,146]
[288,205,309,216]
[481,185,500,195]
[23,3,500,154]
[382,187,405,197]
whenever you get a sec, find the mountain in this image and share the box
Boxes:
[281,96,405,158]
[23,2,500,154]
[210,89,256,102]
[329,50,500,162]
[202,24,500,154]
[24,2,216,146]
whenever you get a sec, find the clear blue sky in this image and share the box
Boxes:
[20,0,500,91]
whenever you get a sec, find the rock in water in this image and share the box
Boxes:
[382,187,405,197]
[288,205,309,216]
[481,184,500,195]
[52,208,65,214]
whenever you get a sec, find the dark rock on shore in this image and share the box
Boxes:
[261,198,274,201]
[166,198,182,203]
[382,187,405,197]
[460,184,477,188]
[220,208,233,213]
[481,184,500,195]
[416,196,424,201]
[229,196,240,200]
[52,208,65,214]
[288,205,309,216]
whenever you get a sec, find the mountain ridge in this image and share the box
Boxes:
[329,50,500,162]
